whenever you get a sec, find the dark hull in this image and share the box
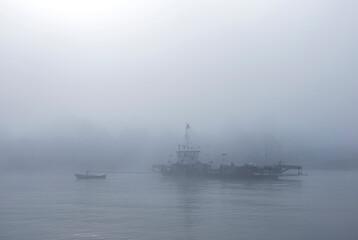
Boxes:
[161,171,279,180]
[75,174,106,179]
[206,173,279,180]
[154,162,302,180]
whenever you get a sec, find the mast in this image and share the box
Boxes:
[176,124,200,165]
[185,124,190,148]
[264,140,267,162]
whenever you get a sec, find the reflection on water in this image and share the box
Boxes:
[164,176,305,240]
[0,170,357,240]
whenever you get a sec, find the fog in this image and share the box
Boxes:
[1,0,357,171]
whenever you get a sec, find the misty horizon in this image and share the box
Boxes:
[0,120,357,172]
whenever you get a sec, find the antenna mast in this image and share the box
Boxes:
[185,124,190,148]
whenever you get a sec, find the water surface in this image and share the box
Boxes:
[1,170,357,240]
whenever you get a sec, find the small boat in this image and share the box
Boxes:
[75,171,106,179]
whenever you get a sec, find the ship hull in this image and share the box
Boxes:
[154,162,301,180]
[161,171,279,180]
[75,174,106,179]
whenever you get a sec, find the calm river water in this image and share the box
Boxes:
[1,170,358,240]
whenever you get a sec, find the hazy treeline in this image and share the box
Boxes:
[1,121,357,172]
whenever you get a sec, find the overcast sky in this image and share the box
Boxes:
[0,0,357,146]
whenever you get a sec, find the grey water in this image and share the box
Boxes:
[1,170,358,240]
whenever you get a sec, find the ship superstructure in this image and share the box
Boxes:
[176,124,200,165]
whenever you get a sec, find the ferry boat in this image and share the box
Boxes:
[152,125,303,180]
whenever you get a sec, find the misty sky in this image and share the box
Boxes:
[0,0,357,146]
